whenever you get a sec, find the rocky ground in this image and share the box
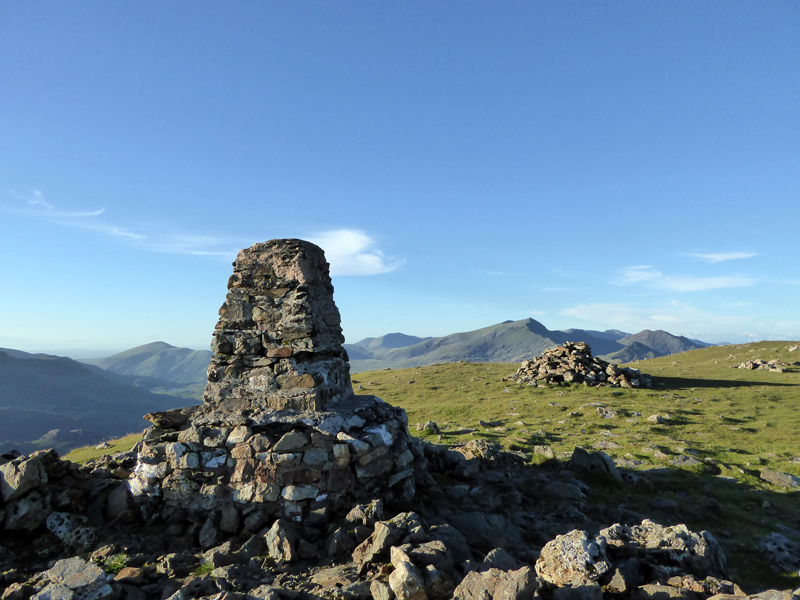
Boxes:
[2,439,799,600]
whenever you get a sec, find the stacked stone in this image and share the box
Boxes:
[123,240,420,547]
[508,341,652,388]
[205,238,352,412]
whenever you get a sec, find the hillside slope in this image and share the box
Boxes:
[0,351,192,455]
[83,341,212,384]
[618,329,707,356]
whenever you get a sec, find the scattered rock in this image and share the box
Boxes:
[760,469,800,488]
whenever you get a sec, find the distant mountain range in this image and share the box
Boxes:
[343,318,711,372]
[0,349,193,455]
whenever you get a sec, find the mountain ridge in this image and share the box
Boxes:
[344,318,711,372]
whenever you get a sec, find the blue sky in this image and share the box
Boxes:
[1,2,798,357]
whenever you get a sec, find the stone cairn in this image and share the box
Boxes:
[507,341,652,388]
[125,239,418,545]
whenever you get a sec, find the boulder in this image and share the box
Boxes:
[535,530,611,587]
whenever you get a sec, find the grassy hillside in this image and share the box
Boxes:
[0,351,193,455]
[353,340,800,589]
[84,341,211,385]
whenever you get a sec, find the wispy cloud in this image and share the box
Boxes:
[614,265,755,291]
[8,189,143,239]
[7,191,403,274]
[308,229,404,276]
[559,301,742,338]
[616,266,662,284]
[660,275,755,292]
[684,251,758,263]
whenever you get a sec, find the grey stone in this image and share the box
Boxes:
[4,491,50,530]
[535,530,610,587]
[601,520,728,579]
[635,584,698,600]
[389,546,427,600]
[199,515,219,549]
[0,456,46,502]
[760,469,800,488]
[568,447,623,482]
[757,533,800,573]
[453,566,537,600]
[482,548,521,572]
[274,431,310,452]
[266,519,297,563]
[106,484,128,519]
[45,513,96,552]
[371,580,395,600]
[35,557,113,600]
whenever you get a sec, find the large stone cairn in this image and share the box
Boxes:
[123,239,418,545]
[206,238,352,412]
[508,341,652,388]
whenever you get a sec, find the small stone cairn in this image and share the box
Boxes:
[507,341,652,388]
[125,239,418,543]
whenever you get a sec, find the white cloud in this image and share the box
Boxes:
[616,266,662,284]
[659,275,755,292]
[614,265,755,291]
[308,229,403,276]
[684,251,758,263]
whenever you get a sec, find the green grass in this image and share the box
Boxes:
[103,553,128,574]
[72,341,800,591]
[353,340,800,592]
[64,432,141,464]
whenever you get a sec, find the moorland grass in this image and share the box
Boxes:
[62,341,799,590]
[64,432,142,464]
[353,340,800,591]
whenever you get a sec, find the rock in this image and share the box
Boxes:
[635,584,699,600]
[346,499,384,526]
[423,565,454,600]
[33,556,114,600]
[265,520,297,563]
[757,533,800,573]
[760,469,800,488]
[601,520,728,580]
[0,455,47,502]
[536,529,611,587]
[199,514,219,549]
[106,484,128,519]
[603,557,644,593]
[482,548,521,571]
[371,580,395,600]
[568,447,623,482]
[45,512,96,552]
[453,566,537,600]
[543,481,585,500]
[669,455,702,468]
[3,491,50,530]
[389,546,428,600]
